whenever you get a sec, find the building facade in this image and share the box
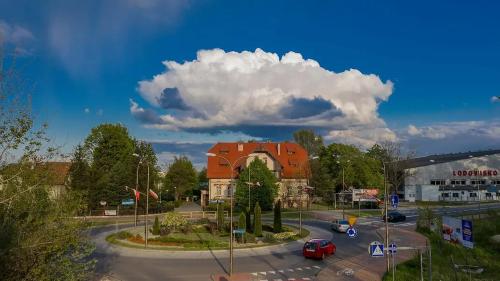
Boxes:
[401,150,500,202]
[206,142,309,202]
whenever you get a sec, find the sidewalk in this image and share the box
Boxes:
[316,227,427,281]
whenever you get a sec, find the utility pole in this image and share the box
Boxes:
[383,162,390,273]
[428,243,432,281]
[145,164,150,248]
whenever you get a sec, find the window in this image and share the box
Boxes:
[442,193,450,198]
[486,193,492,198]
[470,180,486,185]
[491,180,500,185]
[452,193,459,198]
[450,180,466,185]
[430,179,446,185]
[469,193,477,197]
[216,185,221,196]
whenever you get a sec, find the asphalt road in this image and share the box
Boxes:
[90,203,500,281]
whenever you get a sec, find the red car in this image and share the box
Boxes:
[303,239,336,259]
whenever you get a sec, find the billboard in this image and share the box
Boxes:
[442,216,473,248]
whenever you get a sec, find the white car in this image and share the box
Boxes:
[331,219,350,233]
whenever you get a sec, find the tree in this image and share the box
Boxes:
[320,143,383,192]
[308,158,334,202]
[163,156,198,200]
[253,202,262,237]
[235,158,278,211]
[293,129,324,157]
[152,216,160,235]
[0,50,95,280]
[238,212,246,230]
[245,208,252,232]
[368,141,415,194]
[273,200,282,233]
[217,203,225,231]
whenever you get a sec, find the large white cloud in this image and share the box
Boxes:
[133,48,394,145]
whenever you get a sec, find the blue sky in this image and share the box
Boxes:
[1,0,499,167]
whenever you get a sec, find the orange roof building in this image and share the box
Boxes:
[206,142,310,200]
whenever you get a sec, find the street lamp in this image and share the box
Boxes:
[335,156,350,219]
[296,155,318,236]
[133,153,151,248]
[206,152,253,276]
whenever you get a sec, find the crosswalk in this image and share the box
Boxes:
[250,265,321,281]
[357,221,416,227]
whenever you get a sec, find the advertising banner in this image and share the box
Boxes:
[442,216,474,248]
[104,210,117,216]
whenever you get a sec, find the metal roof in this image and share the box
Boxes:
[399,149,500,169]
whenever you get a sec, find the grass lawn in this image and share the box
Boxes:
[263,211,314,220]
[383,211,500,281]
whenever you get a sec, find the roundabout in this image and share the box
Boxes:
[90,218,381,281]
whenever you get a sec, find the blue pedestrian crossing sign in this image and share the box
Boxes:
[390,194,399,208]
[388,243,397,254]
[369,241,385,257]
[346,227,357,238]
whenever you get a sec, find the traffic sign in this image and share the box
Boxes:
[348,216,357,226]
[388,243,397,254]
[390,194,399,208]
[121,198,134,205]
[369,241,384,257]
[347,227,357,238]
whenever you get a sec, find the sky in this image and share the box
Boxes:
[1,0,499,168]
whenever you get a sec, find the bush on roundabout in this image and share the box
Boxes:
[161,212,188,232]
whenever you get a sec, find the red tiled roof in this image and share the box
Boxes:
[207,142,309,179]
[44,162,71,185]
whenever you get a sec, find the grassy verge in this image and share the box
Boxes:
[345,209,382,218]
[263,211,314,220]
[383,211,500,281]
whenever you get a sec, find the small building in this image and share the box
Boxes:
[401,150,500,202]
[206,142,309,202]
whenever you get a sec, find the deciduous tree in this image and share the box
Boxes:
[235,158,278,211]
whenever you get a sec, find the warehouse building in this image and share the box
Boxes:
[401,150,500,202]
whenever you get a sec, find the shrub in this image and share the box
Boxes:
[159,227,171,236]
[254,201,262,237]
[161,212,188,232]
[206,222,218,235]
[180,224,192,234]
[197,218,210,225]
[238,212,246,231]
[174,200,182,208]
[273,232,296,241]
[217,204,225,231]
[116,231,133,240]
[151,216,160,235]
[245,207,252,232]
[273,200,282,233]
[205,202,231,212]
[262,224,273,232]
[246,232,256,243]
[160,201,175,212]
[263,233,276,243]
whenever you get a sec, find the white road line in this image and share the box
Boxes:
[278,270,285,273]
[269,271,276,274]
[260,272,267,275]
[252,273,258,276]
[305,266,311,270]
[273,279,282,281]
[313,265,321,269]
[296,267,303,271]
[303,278,311,281]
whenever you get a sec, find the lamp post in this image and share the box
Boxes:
[244,160,260,210]
[134,160,141,227]
[133,153,150,248]
[297,156,318,236]
[206,152,253,276]
[382,161,390,273]
[335,157,350,219]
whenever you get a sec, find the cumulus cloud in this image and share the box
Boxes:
[492,96,500,103]
[84,108,90,114]
[401,120,500,154]
[134,48,394,145]
[325,127,398,149]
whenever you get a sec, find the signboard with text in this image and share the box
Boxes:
[442,216,474,249]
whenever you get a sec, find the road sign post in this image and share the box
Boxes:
[390,194,399,208]
[347,227,357,238]
[369,241,385,257]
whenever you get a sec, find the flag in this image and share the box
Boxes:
[134,189,140,201]
[149,189,159,200]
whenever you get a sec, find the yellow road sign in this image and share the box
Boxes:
[348,216,357,226]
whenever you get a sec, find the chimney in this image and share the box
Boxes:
[277,143,281,156]
[237,143,243,152]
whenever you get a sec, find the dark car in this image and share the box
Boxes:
[303,239,336,260]
[383,211,406,222]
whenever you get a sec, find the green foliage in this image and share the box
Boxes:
[0,55,95,280]
[254,202,262,237]
[245,208,252,232]
[308,158,334,201]
[164,156,198,200]
[152,216,160,235]
[320,143,383,192]
[217,203,225,231]
[273,200,282,233]
[161,212,188,231]
[238,212,246,230]
[293,129,324,157]
[69,124,159,209]
[159,201,175,212]
[116,231,133,240]
[235,158,278,211]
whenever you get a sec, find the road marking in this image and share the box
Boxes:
[305,266,311,270]
[259,272,267,275]
[273,279,282,281]
[287,269,294,272]
[278,270,285,273]
[313,265,321,269]
[303,278,311,280]
[252,273,258,276]
[269,270,276,274]
[296,267,303,271]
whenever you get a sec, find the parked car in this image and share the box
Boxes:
[331,219,350,232]
[303,239,336,259]
[382,211,406,222]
